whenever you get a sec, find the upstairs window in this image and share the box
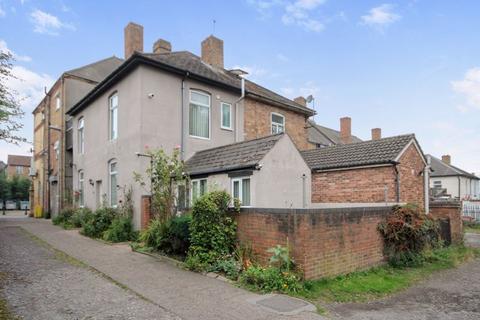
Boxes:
[433,181,442,189]
[16,166,23,175]
[232,177,251,207]
[191,179,207,203]
[221,102,232,130]
[109,160,118,207]
[189,90,210,139]
[78,117,84,154]
[271,113,285,134]
[55,94,61,110]
[109,94,118,140]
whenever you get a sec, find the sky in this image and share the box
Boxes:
[0,0,479,174]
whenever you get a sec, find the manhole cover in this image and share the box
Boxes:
[251,294,316,315]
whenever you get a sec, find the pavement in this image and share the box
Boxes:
[0,217,321,320]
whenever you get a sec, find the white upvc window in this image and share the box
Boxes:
[78,117,84,154]
[109,93,118,140]
[109,160,118,207]
[191,178,207,203]
[16,166,23,175]
[78,170,85,207]
[54,140,60,160]
[189,90,210,139]
[221,102,232,130]
[232,177,251,207]
[271,112,285,134]
[55,94,61,110]
[433,181,442,189]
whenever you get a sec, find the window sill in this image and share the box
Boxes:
[189,134,210,141]
[221,126,233,132]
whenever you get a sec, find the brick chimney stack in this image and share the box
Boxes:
[124,22,144,59]
[371,128,381,140]
[442,155,451,165]
[294,96,306,107]
[340,117,352,144]
[201,35,224,68]
[153,39,171,54]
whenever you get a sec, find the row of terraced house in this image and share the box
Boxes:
[32,23,449,279]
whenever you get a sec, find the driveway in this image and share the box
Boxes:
[0,218,320,320]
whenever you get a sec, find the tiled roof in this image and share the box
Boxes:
[185,134,284,176]
[427,154,479,180]
[140,52,313,115]
[307,119,362,146]
[7,155,31,167]
[301,134,416,170]
[65,56,124,83]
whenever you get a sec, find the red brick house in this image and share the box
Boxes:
[301,134,428,209]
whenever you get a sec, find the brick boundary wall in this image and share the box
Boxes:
[141,196,152,230]
[235,206,391,280]
[429,201,463,244]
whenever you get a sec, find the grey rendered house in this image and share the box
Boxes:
[66,23,315,228]
[428,154,480,199]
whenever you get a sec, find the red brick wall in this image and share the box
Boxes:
[141,196,152,230]
[397,144,425,209]
[311,144,426,207]
[430,201,463,244]
[311,166,397,203]
[243,98,312,151]
[236,207,390,280]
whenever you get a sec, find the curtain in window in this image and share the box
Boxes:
[242,178,251,206]
[189,103,209,138]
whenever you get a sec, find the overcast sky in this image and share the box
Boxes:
[0,0,479,173]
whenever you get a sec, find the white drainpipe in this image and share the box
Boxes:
[425,155,431,214]
[233,77,245,142]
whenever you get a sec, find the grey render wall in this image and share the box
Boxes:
[72,64,243,228]
[202,135,311,208]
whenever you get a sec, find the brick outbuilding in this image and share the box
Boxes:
[301,134,428,209]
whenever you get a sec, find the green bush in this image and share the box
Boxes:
[239,266,303,293]
[267,245,295,271]
[103,216,136,243]
[52,208,76,228]
[139,215,191,255]
[209,257,241,280]
[187,191,237,268]
[378,204,441,267]
[81,207,117,238]
[70,208,93,228]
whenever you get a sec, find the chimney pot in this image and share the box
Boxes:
[294,96,306,107]
[201,35,224,68]
[442,155,451,165]
[340,117,352,144]
[153,39,171,54]
[124,22,144,59]
[371,128,381,140]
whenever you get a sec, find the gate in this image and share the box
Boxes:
[438,218,451,246]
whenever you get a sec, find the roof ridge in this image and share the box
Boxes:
[65,56,123,75]
[190,133,284,156]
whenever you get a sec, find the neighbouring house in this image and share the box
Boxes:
[32,56,123,217]
[428,154,480,200]
[66,22,315,228]
[307,117,363,148]
[6,155,32,178]
[301,134,428,210]
[184,133,311,208]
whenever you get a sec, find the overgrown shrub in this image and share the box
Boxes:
[378,204,441,267]
[239,266,303,293]
[209,256,242,280]
[186,191,237,269]
[70,208,93,228]
[139,215,191,255]
[103,216,136,242]
[81,207,117,238]
[268,245,295,271]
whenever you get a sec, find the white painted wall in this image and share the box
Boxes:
[430,175,480,199]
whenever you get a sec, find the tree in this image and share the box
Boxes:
[0,51,26,144]
[0,171,9,200]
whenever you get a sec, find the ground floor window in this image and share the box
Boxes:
[109,161,118,207]
[78,170,84,207]
[191,179,207,203]
[232,177,251,206]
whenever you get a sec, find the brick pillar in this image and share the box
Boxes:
[124,22,144,59]
[141,195,152,230]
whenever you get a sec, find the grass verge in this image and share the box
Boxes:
[464,222,480,234]
[298,245,480,303]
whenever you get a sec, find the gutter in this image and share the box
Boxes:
[311,161,397,173]
[187,164,259,178]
